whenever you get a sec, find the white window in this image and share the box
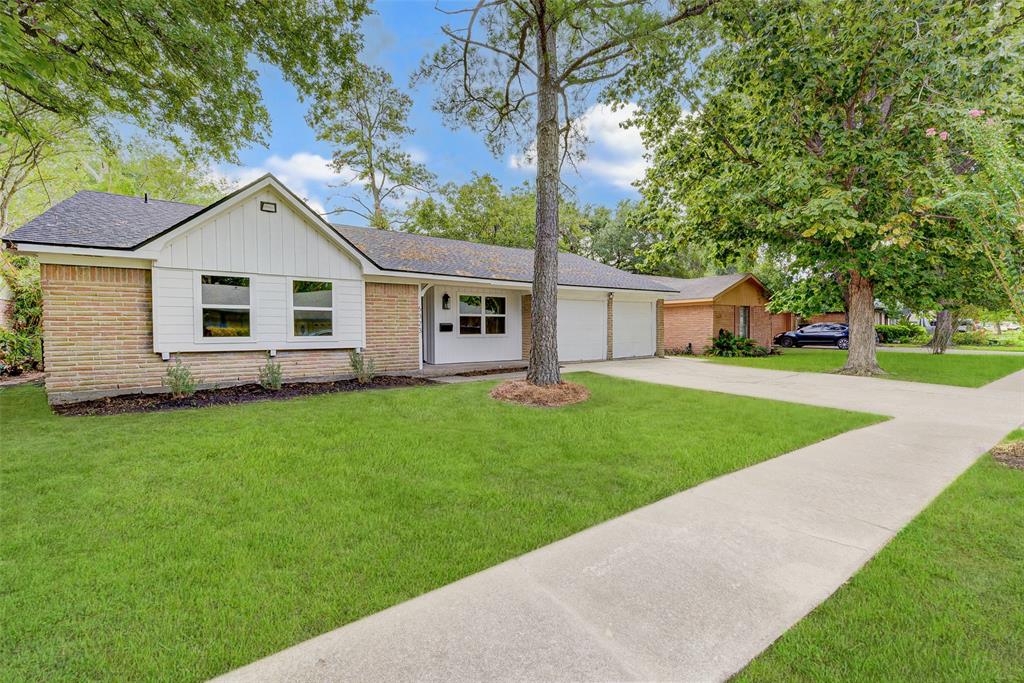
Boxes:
[459,294,506,335]
[200,275,251,338]
[292,279,333,337]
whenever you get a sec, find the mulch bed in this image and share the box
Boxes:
[992,441,1024,470]
[54,376,435,417]
[490,379,590,407]
[0,370,45,388]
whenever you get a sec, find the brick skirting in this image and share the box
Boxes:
[40,265,420,403]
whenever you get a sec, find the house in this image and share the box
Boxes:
[4,175,672,403]
[648,273,775,353]
[806,302,898,326]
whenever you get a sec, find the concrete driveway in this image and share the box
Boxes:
[215,358,1023,683]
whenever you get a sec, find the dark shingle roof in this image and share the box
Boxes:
[648,273,757,301]
[5,190,204,249]
[5,188,672,292]
[335,226,673,292]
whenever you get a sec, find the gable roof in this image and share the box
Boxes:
[5,181,673,293]
[335,227,672,292]
[648,273,763,302]
[6,190,204,249]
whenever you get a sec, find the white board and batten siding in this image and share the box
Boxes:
[152,190,365,353]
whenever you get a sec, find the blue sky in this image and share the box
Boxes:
[213,0,648,221]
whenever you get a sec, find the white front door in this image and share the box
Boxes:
[613,300,655,358]
[557,298,607,361]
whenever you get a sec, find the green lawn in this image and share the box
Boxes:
[706,348,1024,387]
[737,429,1024,682]
[0,374,881,682]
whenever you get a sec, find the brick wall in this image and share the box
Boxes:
[520,294,531,360]
[713,304,735,338]
[606,294,614,360]
[750,305,772,347]
[664,303,714,354]
[40,265,419,403]
[362,282,420,371]
[655,300,665,357]
[807,312,847,324]
[771,312,796,338]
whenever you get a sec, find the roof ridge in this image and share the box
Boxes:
[76,189,206,208]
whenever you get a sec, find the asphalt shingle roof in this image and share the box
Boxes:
[647,273,755,301]
[335,226,673,292]
[5,189,672,292]
[5,190,204,249]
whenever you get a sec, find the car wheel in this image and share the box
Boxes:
[780,337,795,348]
[837,337,849,350]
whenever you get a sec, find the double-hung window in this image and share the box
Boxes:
[201,275,251,338]
[292,280,333,337]
[459,294,506,335]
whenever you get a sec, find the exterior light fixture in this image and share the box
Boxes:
[442,292,451,310]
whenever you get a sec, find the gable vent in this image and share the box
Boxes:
[260,201,277,213]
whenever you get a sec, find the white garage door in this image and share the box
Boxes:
[613,300,655,358]
[557,298,607,361]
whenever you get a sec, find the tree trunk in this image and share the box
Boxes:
[526,19,561,386]
[839,270,883,375]
[929,309,954,354]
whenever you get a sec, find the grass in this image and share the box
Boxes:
[706,348,1024,387]
[0,374,882,682]
[736,428,1024,682]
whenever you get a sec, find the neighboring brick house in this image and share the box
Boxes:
[650,273,775,353]
[5,174,670,403]
[807,305,897,326]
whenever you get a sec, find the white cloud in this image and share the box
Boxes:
[507,102,652,191]
[211,152,357,216]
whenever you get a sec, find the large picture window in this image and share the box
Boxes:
[459,294,506,335]
[201,275,250,337]
[292,280,333,337]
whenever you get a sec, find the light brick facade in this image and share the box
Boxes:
[40,265,419,403]
[664,303,714,354]
[771,312,797,338]
[655,300,665,357]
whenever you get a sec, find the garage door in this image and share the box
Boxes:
[557,298,607,361]
[613,300,655,358]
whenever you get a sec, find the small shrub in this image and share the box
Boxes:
[953,329,989,346]
[704,330,772,357]
[876,322,928,344]
[258,357,283,390]
[162,357,198,398]
[0,329,42,375]
[349,350,376,384]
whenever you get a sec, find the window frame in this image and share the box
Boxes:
[195,271,253,343]
[456,292,507,337]
[287,276,336,341]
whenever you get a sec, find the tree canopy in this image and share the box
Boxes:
[1,0,369,160]
[628,0,1023,372]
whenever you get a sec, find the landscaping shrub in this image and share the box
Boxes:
[349,350,376,384]
[162,358,198,398]
[0,329,42,375]
[258,357,283,390]
[704,330,772,357]
[953,329,989,346]
[876,322,928,344]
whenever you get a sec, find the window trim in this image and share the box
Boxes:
[195,271,253,343]
[456,292,507,337]
[287,276,337,341]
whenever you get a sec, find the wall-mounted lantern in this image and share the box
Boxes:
[442,292,451,310]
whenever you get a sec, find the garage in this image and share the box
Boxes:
[613,300,656,358]
[557,297,607,361]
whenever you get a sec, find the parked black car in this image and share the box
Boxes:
[774,323,852,349]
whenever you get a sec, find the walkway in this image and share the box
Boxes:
[215,359,1023,682]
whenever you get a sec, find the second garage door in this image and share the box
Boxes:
[613,300,655,358]
[557,297,607,361]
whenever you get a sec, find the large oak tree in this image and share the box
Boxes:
[420,0,716,385]
[629,0,1022,374]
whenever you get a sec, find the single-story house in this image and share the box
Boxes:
[4,174,672,403]
[648,273,775,353]
[806,302,897,326]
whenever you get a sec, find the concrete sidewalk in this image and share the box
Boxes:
[215,359,1023,683]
